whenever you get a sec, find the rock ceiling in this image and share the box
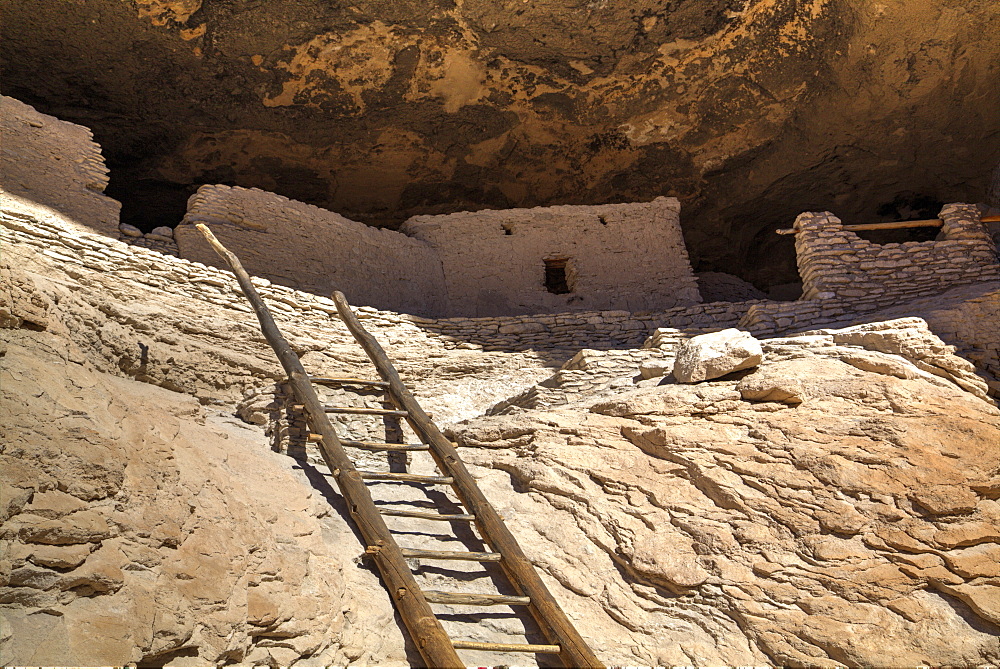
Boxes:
[2,0,998,286]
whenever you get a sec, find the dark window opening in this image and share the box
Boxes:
[544,258,572,294]
[862,192,945,244]
[104,177,197,233]
[501,224,513,235]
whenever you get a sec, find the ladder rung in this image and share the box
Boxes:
[292,404,407,417]
[401,548,502,562]
[324,406,408,417]
[308,435,429,450]
[358,471,454,484]
[308,376,390,388]
[343,439,428,451]
[452,640,562,654]
[422,590,531,606]
[378,508,475,521]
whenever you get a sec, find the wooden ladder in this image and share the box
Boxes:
[195,224,603,668]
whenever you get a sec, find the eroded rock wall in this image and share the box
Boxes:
[0,338,355,666]
[453,334,1000,666]
[0,195,553,666]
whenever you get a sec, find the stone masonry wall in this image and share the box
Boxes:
[0,96,120,236]
[402,197,700,317]
[0,193,762,358]
[4,195,999,398]
[175,185,448,316]
[727,204,1000,384]
[795,205,1000,303]
[176,188,699,318]
[418,299,765,351]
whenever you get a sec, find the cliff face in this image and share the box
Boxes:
[3,191,1000,666]
[2,0,998,285]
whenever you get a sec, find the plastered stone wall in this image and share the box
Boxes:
[402,197,701,317]
[175,185,448,316]
[794,205,1000,303]
[0,95,119,236]
[176,187,700,318]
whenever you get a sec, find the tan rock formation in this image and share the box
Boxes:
[453,336,1000,666]
[672,328,763,383]
[2,181,999,665]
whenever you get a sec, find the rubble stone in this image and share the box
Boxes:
[673,328,763,383]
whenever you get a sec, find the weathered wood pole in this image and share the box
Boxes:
[193,223,463,668]
[776,218,950,235]
[331,290,605,669]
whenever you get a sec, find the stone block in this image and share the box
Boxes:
[673,329,763,383]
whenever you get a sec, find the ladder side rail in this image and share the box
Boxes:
[193,224,463,668]
[331,290,605,669]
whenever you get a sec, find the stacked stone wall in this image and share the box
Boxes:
[731,205,1000,374]
[0,96,120,236]
[738,297,861,336]
[794,205,999,303]
[418,299,766,351]
[175,185,448,316]
[402,197,700,316]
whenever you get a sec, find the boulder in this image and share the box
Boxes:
[148,226,174,239]
[673,329,763,383]
[118,223,142,238]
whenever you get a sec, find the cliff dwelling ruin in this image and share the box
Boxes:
[2,1,1000,667]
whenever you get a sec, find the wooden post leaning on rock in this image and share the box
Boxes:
[331,290,605,669]
[193,224,464,669]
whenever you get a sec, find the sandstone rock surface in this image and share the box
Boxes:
[0,198,555,666]
[454,340,1000,666]
[673,328,763,383]
[3,194,1000,666]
